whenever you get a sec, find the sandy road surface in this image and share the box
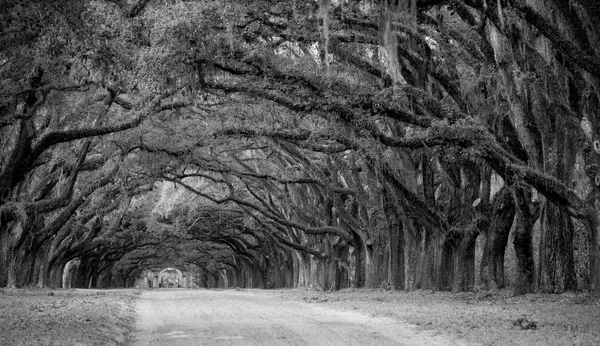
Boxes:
[133,289,471,346]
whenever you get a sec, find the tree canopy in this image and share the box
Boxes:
[1,0,600,294]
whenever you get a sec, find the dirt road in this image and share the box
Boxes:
[133,289,470,346]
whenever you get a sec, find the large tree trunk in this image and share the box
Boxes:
[513,216,535,295]
[285,251,294,288]
[46,259,65,289]
[297,252,310,288]
[453,232,478,292]
[404,225,417,291]
[352,232,365,288]
[16,244,37,287]
[314,256,324,290]
[325,244,339,291]
[437,235,456,291]
[36,248,50,288]
[415,150,437,291]
[383,186,405,290]
[584,208,600,294]
[335,243,350,290]
[0,226,10,287]
[364,241,376,289]
[416,228,438,290]
[319,237,337,291]
[4,222,26,288]
[581,75,600,295]
[292,252,300,287]
[377,245,387,288]
[512,185,537,295]
[86,262,100,289]
[233,267,242,288]
[5,251,18,288]
[480,187,515,289]
[326,255,338,291]
[252,260,263,288]
[535,77,579,291]
[388,223,404,290]
[406,223,438,291]
[538,202,577,292]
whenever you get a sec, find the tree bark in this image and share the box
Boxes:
[512,185,537,295]
[438,235,457,291]
[417,228,438,290]
[453,232,478,292]
[537,202,577,292]
[352,232,365,288]
[480,187,515,289]
[364,242,376,289]
[292,252,300,287]
[4,222,25,288]
[584,208,600,294]
[383,184,405,290]
[335,243,350,289]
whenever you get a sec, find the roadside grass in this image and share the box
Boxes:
[0,288,137,346]
[2,287,599,346]
[272,288,600,346]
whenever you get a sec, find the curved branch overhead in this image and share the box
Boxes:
[1,0,599,294]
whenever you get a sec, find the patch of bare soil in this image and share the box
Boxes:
[0,288,138,346]
[273,288,600,346]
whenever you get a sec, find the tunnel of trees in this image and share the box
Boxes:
[1,0,600,295]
